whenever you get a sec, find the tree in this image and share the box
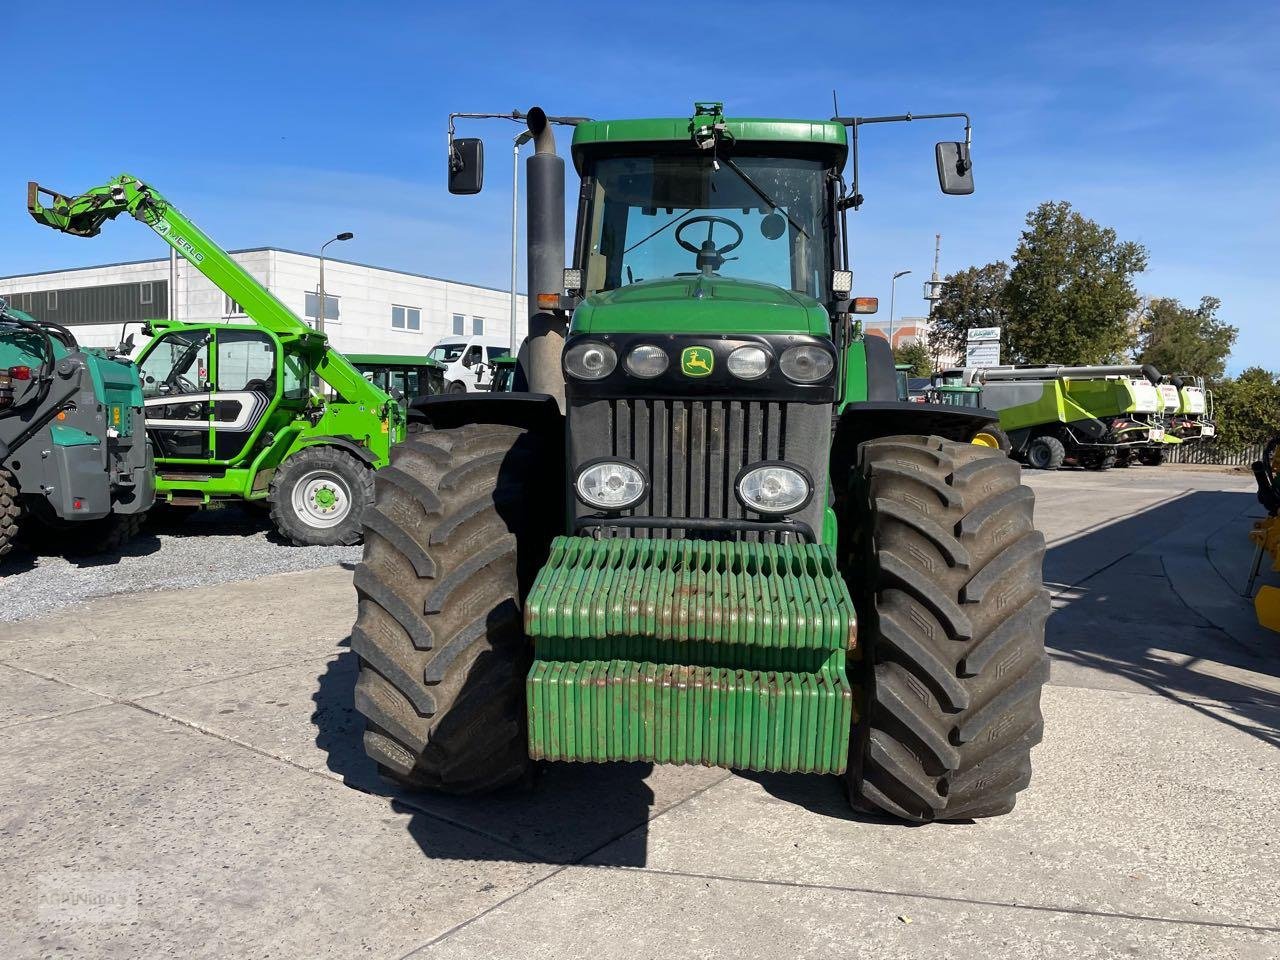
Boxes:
[1136,296,1237,380]
[1211,367,1280,450]
[1003,201,1148,364]
[927,261,1010,364]
[893,341,933,378]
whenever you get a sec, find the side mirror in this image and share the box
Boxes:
[935,142,974,195]
[448,138,485,195]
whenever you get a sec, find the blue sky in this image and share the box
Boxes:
[3,1,1276,372]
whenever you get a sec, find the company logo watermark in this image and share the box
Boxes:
[36,870,140,924]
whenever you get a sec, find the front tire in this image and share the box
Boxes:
[843,436,1050,822]
[447,380,468,395]
[0,470,20,559]
[1025,435,1065,470]
[1138,448,1165,466]
[351,424,556,793]
[971,424,1012,454]
[269,446,374,546]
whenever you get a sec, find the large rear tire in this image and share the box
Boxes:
[269,446,374,546]
[351,424,556,793]
[843,436,1050,822]
[0,470,19,559]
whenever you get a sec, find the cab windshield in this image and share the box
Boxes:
[581,153,833,299]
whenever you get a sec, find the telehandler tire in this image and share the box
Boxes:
[0,470,19,559]
[351,424,556,793]
[269,446,374,547]
[1025,435,1065,470]
[843,436,1050,822]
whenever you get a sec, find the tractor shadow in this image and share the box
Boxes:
[749,486,1280,819]
[312,640,659,867]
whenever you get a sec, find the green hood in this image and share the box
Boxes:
[570,276,829,336]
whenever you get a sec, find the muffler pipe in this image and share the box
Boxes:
[524,106,567,409]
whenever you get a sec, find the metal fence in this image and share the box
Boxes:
[1165,441,1265,466]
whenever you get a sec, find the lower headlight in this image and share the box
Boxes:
[736,463,811,516]
[779,344,834,383]
[575,460,647,510]
[564,341,617,380]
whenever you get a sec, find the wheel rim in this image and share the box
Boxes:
[291,469,352,529]
[1029,445,1048,467]
[972,432,1000,448]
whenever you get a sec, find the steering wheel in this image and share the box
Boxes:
[675,216,744,274]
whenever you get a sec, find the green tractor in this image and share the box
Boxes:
[27,177,406,545]
[1,301,154,557]
[484,354,519,393]
[349,103,1050,822]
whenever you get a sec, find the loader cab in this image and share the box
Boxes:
[136,322,305,463]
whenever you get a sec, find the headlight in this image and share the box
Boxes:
[575,460,647,510]
[727,345,769,379]
[564,341,617,380]
[736,463,811,516]
[779,344,834,383]
[625,344,668,378]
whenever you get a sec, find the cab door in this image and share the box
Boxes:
[209,328,278,463]
[138,329,213,461]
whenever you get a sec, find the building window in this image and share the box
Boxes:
[452,313,465,336]
[46,291,57,310]
[139,282,153,305]
[224,294,246,317]
[472,316,484,335]
[391,305,421,332]
[304,292,340,323]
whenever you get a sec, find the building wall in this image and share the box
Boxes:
[0,250,527,362]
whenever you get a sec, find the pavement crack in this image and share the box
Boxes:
[594,865,1280,935]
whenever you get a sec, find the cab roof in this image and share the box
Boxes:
[571,117,848,174]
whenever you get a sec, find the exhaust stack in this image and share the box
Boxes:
[524,107,567,408]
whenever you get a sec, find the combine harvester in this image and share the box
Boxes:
[27,178,405,545]
[347,102,1051,822]
[939,364,1164,470]
[0,302,154,556]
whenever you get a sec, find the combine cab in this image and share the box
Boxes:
[349,103,1050,822]
[0,302,154,557]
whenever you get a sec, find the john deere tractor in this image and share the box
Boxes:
[349,104,1050,822]
[1,301,154,557]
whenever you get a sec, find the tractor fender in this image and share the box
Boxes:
[408,393,564,435]
[290,435,380,469]
[830,400,999,481]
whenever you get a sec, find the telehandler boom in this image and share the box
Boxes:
[28,176,406,545]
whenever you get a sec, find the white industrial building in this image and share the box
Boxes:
[0,249,526,358]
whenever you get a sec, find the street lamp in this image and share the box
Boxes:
[317,231,354,335]
[889,269,912,350]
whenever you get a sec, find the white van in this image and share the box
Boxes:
[427,337,512,393]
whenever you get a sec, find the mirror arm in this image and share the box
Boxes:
[833,111,972,210]
[448,109,594,170]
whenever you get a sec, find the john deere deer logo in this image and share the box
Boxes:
[681,346,714,377]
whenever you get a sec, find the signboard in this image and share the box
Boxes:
[965,340,1001,367]
[965,325,1001,367]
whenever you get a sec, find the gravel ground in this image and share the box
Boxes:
[0,505,361,622]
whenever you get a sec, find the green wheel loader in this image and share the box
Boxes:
[941,364,1165,470]
[27,178,406,545]
[350,103,1050,822]
[0,302,154,557]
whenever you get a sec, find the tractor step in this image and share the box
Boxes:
[524,536,857,774]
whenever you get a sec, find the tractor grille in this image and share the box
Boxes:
[568,398,830,540]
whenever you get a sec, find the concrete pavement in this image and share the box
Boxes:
[1,467,1276,959]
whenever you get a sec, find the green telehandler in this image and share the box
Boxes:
[1,301,154,557]
[348,103,1050,822]
[27,177,406,545]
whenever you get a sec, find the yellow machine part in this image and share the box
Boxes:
[971,431,1001,448]
[1257,586,1280,633]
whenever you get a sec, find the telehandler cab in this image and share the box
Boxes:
[350,103,1050,822]
[27,177,406,545]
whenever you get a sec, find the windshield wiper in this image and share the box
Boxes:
[718,157,809,238]
[623,207,696,255]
